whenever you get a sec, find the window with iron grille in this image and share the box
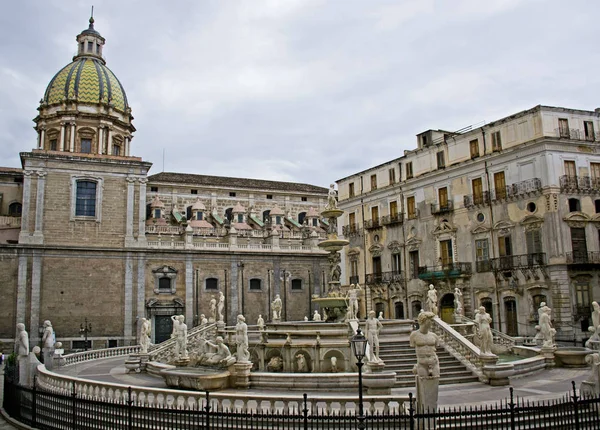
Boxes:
[75,181,97,216]
[291,279,302,290]
[205,278,218,290]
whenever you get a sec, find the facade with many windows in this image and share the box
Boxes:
[0,18,329,352]
[337,105,600,341]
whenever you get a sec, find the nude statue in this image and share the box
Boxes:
[426,284,438,315]
[539,305,556,348]
[235,314,250,362]
[171,315,188,359]
[296,353,308,372]
[209,297,217,322]
[378,312,384,320]
[346,283,362,320]
[272,294,283,321]
[313,310,322,321]
[409,311,440,378]
[591,301,600,333]
[326,184,337,210]
[257,314,265,330]
[199,314,208,326]
[139,318,151,353]
[475,306,493,355]
[202,336,236,366]
[330,356,338,373]
[454,288,463,316]
[42,320,55,349]
[217,291,225,323]
[364,310,384,363]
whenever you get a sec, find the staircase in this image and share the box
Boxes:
[378,322,480,387]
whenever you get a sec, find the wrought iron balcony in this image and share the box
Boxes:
[476,260,493,273]
[573,304,592,321]
[463,191,490,209]
[490,253,546,271]
[349,275,360,285]
[554,127,600,142]
[381,213,404,226]
[342,224,362,237]
[430,201,454,215]
[490,178,542,202]
[417,262,472,280]
[364,218,382,230]
[566,251,600,264]
[406,209,420,220]
[365,271,404,285]
[560,175,600,193]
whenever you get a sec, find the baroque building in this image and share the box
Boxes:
[0,18,329,351]
[337,105,600,342]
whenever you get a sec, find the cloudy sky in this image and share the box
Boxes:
[1,0,599,187]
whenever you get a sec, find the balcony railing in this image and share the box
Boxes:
[406,209,420,220]
[490,253,546,271]
[430,201,454,215]
[463,191,490,209]
[475,260,493,273]
[566,251,600,264]
[342,224,362,237]
[365,271,404,285]
[554,127,600,142]
[364,218,382,230]
[417,262,472,280]
[380,213,404,226]
[349,275,360,285]
[490,178,542,202]
[559,175,600,192]
[573,304,592,321]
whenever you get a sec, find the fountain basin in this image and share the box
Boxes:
[554,347,594,368]
[318,239,350,253]
[311,297,348,322]
[160,367,231,391]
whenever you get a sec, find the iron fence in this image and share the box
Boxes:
[490,253,546,271]
[4,378,600,429]
[566,251,600,264]
[560,175,600,192]
[380,213,404,226]
[365,270,404,285]
[430,201,454,215]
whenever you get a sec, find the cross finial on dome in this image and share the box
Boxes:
[89,6,95,28]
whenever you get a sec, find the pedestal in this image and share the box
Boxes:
[174,357,191,367]
[233,362,253,389]
[363,361,395,395]
[415,375,439,413]
[42,347,55,370]
[540,345,557,367]
[217,321,226,331]
[125,353,151,373]
[18,356,29,387]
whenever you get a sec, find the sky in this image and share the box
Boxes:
[1,0,599,188]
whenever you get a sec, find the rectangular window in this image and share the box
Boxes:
[391,253,401,273]
[389,201,398,217]
[249,279,262,290]
[472,178,483,204]
[571,227,588,260]
[371,206,379,224]
[591,163,600,180]
[491,131,502,152]
[440,240,453,266]
[389,168,396,184]
[112,145,121,156]
[470,139,479,159]
[291,279,302,290]
[81,139,92,154]
[191,189,198,194]
[75,181,97,217]
[436,151,445,169]
[150,186,158,192]
[526,229,543,264]
[476,239,489,261]
[301,197,307,202]
[205,278,218,290]
[584,121,595,141]
[576,282,590,307]
[229,192,236,197]
[564,160,576,177]
[154,209,161,218]
[237,214,244,223]
[87,41,93,52]
[559,118,570,137]
[276,216,281,225]
[409,250,419,279]
[351,260,358,279]
[498,236,512,256]
[438,187,448,209]
[370,174,377,190]
[348,212,356,231]
[407,196,416,219]
[349,183,355,198]
[406,162,413,179]
[494,171,506,200]
[49,139,57,151]
[266,194,273,199]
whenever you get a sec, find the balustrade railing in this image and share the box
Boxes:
[63,345,141,366]
[418,262,472,279]
[148,323,217,363]
[463,191,489,208]
[364,218,381,229]
[406,209,420,220]
[380,213,404,226]
[365,271,404,285]
[560,175,600,192]
[145,225,183,235]
[342,224,362,236]
[566,251,600,264]
[490,178,542,202]
[554,127,600,142]
[490,253,546,271]
[430,201,454,215]
[0,215,21,228]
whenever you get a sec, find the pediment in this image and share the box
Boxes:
[520,214,543,231]
[471,224,491,235]
[493,220,514,237]
[347,247,361,256]
[387,240,402,254]
[369,243,384,256]
[406,236,422,251]
[433,220,456,236]
[564,212,591,228]
[152,265,178,275]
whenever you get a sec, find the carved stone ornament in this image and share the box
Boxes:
[564,212,590,229]
[348,247,360,262]
[471,224,491,235]
[493,220,514,237]
[433,219,456,236]
[387,240,402,254]
[520,215,544,232]
[369,243,384,257]
[406,236,422,252]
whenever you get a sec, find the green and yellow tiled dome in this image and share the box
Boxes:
[43,58,129,112]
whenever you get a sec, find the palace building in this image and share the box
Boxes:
[0,18,330,350]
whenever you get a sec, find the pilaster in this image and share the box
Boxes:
[124,253,133,344]
[137,178,148,246]
[136,254,146,319]
[125,175,136,247]
[185,256,194,325]
[32,170,46,244]
[16,254,28,331]
[59,122,65,151]
[69,122,76,152]
[18,171,33,244]
[29,251,42,344]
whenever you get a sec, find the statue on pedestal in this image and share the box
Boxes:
[454,288,463,317]
[217,292,225,323]
[426,284,438,315]
[199,314,208,327]
[313,310,322,321]
[325,184,337,210]
[42,320,55,369]
[257,314,265,330]
[235,315,250,363]
[200,336,236,367]
[139,318,151,354]
[365,310,383,363]
[15,323,29,386]
[475,306,494,355]
[346,284,362,320]
[209,297,217,323]
[539,305,556,348]
[586,302,600,350]
[409,311,440,413]
[272,295,282,321]
[171,315,188,360]
[296,353,308,372]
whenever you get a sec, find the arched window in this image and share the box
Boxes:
[249,279,262,290]
[75,181,97,216]
[569,198,581,212]
[411,301,422,319]
[263,210,271,222]
[291,279,302,290]
[206,278,218,290]
[225,208,233,222]
[298,212,307,225]
[8,202,22,217]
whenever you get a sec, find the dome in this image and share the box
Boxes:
[42,58,129,112]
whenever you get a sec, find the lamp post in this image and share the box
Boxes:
[351,327,368,429]
[80,318,92,351]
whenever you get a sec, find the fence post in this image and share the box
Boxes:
[32,375,37,427]
[409,392,415,430]
[71,381,77,429]
[303,393,308,430]
[572,381,580,430]
[204,390,210,430]
[509,387,516,430]
[127,386,133,430]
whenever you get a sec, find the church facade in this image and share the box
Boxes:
[0,18,330,351]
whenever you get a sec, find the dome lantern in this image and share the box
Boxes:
[74,15,106,64]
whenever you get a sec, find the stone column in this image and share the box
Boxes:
[38,127,45,149]
[125,137,130,156]
[16,254,28,332]
[29,251,42,344]
[136,254,146,320]
[125,176,136,247]
[124,253,133,345]
[59,123,65,151]
[185,256,194,325]
[32,170,46,244]
[70,123,76,152]
[107,127,113,155]
[18,171,33,243]
[98,126,104,155]
[137,179,148,246]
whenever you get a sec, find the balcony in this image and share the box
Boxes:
[490,253,546,271]
[406,209,420,220]
[573,304,592,321]
[342,223,362,237]
[430,201,454,215]
[381,213,404,226]
[476,260,493,273]
[365,271,404,285]
[554,127,600,142]
[490,178,542,202]
[463,191,490,209]
[566,251,600,265]
[560,175,600,193]
[417,262,472,280]
[364,218,382,230]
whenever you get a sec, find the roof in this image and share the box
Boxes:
[148,172,329,194]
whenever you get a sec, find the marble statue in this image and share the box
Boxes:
[266,355,283,372]
[591,301,600,332]
[257,314,265,330]
[365,310,383,363]
[330,264,341,283]
[426,284,438,315]
[454,288,463,317]
[199,314,208,326]
[235,314,250,362]
[171,315,188,359]
[409,311,440,413]
[139,318,151,354]
[313,310,322,321]
[296,353,308,372]
[326,184,337,210]
[41,320,55,369]
[586,302,600,349]
[330,356,338,373]
[475,306,493,355]
[201,336,236,366]
[217,291,225,323]
[346,283,362,320]
[16,323,29,357]
[538,302,546,321]
[539,305,556,348]
[209,297,217,323]
[272,294,283,321]
[378,312,384,320]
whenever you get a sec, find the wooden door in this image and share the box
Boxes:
[504,298,518,336]
[571,227,588,261]
[564,160,576,177]
[494,171,506,199]
[154,315,173,344]
[440,239,453,266]
[472,178,483,204]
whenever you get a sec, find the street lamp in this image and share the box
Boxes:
[80,318,92,351]
[351,327,368,429]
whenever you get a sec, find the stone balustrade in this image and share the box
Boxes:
[148,323,217,363]
[146,240,321,253]
[63,345,142,366]
[461,315,520,348]
[35,364,408,414]
[0,215,21,228]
